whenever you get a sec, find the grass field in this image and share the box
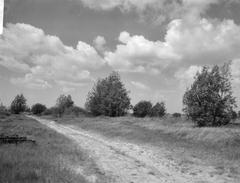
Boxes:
[49,115,240,179]
[0,114,108,183]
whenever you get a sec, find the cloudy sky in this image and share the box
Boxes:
[1,0,240,112]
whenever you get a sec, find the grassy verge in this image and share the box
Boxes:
[0,114,107,183]
[47,115,240,177]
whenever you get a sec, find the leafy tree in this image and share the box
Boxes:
[55,94,74,117]
[133,101,152,118]
[10,94,27,114]
[56,94,74,109]
[183,64,236,127]
[31,103,47,115]
[85,71,131,117]
[150,102,166,117]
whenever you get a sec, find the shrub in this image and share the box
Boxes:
[31,103,47,115]
[10,94,27,114]
[50,107,62,117]
[231,110,238,120]
[172,113,181,118]
[238,111,240,119]
[42,108,52,115]
[133,101,152,118]
[85,71,131,117]
[183,64,236,127]
[150,102,166,117]
[64,106,87,117]
[0,104,10,117]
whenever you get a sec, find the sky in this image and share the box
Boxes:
[1,0,240,113]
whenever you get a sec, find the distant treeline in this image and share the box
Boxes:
[0,63,239,127]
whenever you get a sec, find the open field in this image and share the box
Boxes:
[0,114,109,183]
[1,113,240,182]
[40,115,240,182]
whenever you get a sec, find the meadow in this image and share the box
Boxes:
[49,114,240,179]
[0,114,108,183]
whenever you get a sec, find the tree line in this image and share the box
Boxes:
[0,63,238,127]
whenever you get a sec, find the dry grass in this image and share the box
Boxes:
[0,114,107,183]
[50,115,240,170]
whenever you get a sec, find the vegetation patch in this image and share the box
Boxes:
[0,115,107,183]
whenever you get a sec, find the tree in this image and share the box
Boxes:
[55,94,74,117]
[10,94,27,114]
[133,101,152,118]
[183,64,236,127]
[31,103,47,115]
[85,71,131,117]
[150,102,166,117]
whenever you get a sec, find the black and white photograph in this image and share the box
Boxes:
[1,0,240,182]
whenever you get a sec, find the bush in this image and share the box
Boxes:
[0,104,10,117]
[183,64,236,127]
[150,102,166,117]
[133,101,152,118]
[64,106,87,117]
[42,108,52,115]
[85,71,131,117]
[172,113,181,118]
[231,110,238,120]
[10,94,27,114]
[31,103,47,115]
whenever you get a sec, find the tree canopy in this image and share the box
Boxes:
[10,94,27,114]
[85,71,131,117]
[183,64,236,126]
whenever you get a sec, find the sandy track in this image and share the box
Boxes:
[29,116,236,183]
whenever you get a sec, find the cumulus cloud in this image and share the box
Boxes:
[0,23,104,90]
[105,16,240,76]
[174,65,202,90]
[93,36,106,52]
[105,31,181,73]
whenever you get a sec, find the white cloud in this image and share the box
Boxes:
[131,81,149,90]
[76,0,238,23]
[93,36,106,52]
[0,23,104,90]
[174,65,202,89]
[10,74,52,89]
[105,31,181,73]
[105,17,240,75]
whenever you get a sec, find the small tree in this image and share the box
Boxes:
[85,71,131,117]
[55,94,74,117]
[133,101,152,118]
[150,102,166,117]
[183,64,236,127]
[31,103,47,115]
[10,94,27,114]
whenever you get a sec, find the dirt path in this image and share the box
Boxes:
[29,116,237,183]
